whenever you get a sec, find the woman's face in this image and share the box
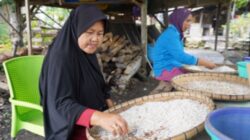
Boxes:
[182,14,192,32]
[78,21,104,54]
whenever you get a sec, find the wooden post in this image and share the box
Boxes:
[25,0,32,55]
[163,12,168,28]
[225,1,232,53]
[199,11,203,26]
[140,0,148,76]
[163,1,168,29]
[141,0,147,54]
[13,1,24,56]
[199,11,204,36]
[214,2,221,51]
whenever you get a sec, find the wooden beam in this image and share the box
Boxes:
[152,14,166,29]
[164,0,229,8]
[38,9,62,27]
[16,0,57,6]
[62,0,135,5]
[25,0,33,55]
[16,0,138,9]
[33,16,57,29]
[132,0,142,6]
[0,13,21,37]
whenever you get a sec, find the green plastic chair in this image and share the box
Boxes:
[3,55,44,139]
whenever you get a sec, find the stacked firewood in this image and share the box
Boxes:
[97,32,142,94]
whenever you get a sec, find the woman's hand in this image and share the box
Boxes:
[197,58,217,69]
[206,62,217,69]
[90,111,128,136]
[106,99,114,108]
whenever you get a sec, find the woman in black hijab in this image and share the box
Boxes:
[39,5,128,140]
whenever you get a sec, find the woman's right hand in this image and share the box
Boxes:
[90,111,128,136]
[197,58,217,69]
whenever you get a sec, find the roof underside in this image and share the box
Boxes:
[15,0,231,14]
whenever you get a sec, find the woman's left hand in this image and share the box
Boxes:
[106,99,114,108]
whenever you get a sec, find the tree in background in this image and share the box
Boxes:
[234,0,249,9]
[0,0,14,51]
[0,0,71,54]
[229,0,250,38]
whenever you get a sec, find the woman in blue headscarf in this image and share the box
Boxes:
[151,8,216,81]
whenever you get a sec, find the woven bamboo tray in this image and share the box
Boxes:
[183,64,237,74]
[150,81,173,95]
[171,73,250,101]
[87,92,214,140]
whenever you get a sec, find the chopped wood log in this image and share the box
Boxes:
[96,53,103,74]
[111,53,137,63]
[109,36,126,50]
[117,56,142,90]
[111,56,124,63]
[124,52,139,63]
[103,32,113,42]
[112,52,139,65]
[130,45,142,52]
[96,32,143,93]
[110,40,129,56]
[111,35,120,44]
[115,63,127,69]
[118,49,133,54]
[99,40,112,52]
[0,81,8,93]
[101,54,111,62]
[123,56,142,74]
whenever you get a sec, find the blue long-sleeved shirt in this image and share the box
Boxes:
[151,24,198,77]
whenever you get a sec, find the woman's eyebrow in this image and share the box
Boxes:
[86,29,95,32]
[87,28,104,32]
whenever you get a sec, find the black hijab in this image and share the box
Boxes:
[39,5,110,140]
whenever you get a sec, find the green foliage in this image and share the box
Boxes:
[31,20,39,27]
[41,6,71,27]
[228,13,250,38]
[0,0,14,6]
[0,0,15,11]
[0,34,12,53]
[0,23,8,35]
[0,2,13,52]
[234,0,249,9]
[0,23,11,48]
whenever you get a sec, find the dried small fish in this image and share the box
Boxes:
[94,99,209,140]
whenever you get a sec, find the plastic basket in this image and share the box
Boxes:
[237,61,250,79]
[205,107,250,140]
